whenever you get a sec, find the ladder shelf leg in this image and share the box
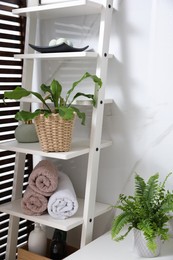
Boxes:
[80,0,113,247]
[5,153,26,260]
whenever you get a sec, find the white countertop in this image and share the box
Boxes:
[65,231,173,260]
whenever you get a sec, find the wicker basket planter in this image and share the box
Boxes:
[4,73,102,150]
[34,113,75,152]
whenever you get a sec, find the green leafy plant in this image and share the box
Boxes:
[3,72,102,125]
[111,173,173,253]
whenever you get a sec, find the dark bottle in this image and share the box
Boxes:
[49,229,67,260]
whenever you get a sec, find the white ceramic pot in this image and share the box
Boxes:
[133,228,161,258]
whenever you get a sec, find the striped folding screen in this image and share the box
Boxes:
[0,1,33,259]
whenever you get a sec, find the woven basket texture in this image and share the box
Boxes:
[34,113,75,152]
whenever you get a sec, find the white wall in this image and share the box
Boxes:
[39,0,173,245]
[105,0,173,200]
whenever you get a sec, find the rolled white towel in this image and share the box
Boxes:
[47,171,78,219]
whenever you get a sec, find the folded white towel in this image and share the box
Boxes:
[47,171,78,219]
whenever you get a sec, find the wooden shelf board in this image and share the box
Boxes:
[18,97,113,106]
[14,52,98,60]
[0,140,112,160]
[0,199,111,231]
[12,0,102,18]
[14,53,114,60]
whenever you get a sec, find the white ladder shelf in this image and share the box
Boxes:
[0,1,113,259]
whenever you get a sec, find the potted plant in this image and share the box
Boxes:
[3,72,102,152]
[111,173,173,257]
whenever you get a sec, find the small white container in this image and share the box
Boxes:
[28,223,47,256]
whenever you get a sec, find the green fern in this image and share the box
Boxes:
[111,172,173,254]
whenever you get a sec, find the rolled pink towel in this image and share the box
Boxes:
[21,186,48,216]
[29,160,58,197]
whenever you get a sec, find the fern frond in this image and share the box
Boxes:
[112,226,133,242]
[146,238,157,254]
[156,173,172,203]
[137,219,153,236]
[111,212,131,240]
[135,174,146,197]
[161,172,172,189]
[160,192,173,213]
[137,221,158,253]
[144,173,159,205]
[157,226,169,241]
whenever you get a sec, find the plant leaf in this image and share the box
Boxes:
[4,87,30,100]
[111,212,132,241]
[65,72,102,104]
[50,79,62,108]
[15,110,42,121]
[161,172,172,189]
[144,173,159,205]
[71,106,85,125]
[40,83,51,94]
[135,174,146,197]
[160,193,173,213]
[70,92,96,107]
[3,86,51,111]
[58,107,75,120]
